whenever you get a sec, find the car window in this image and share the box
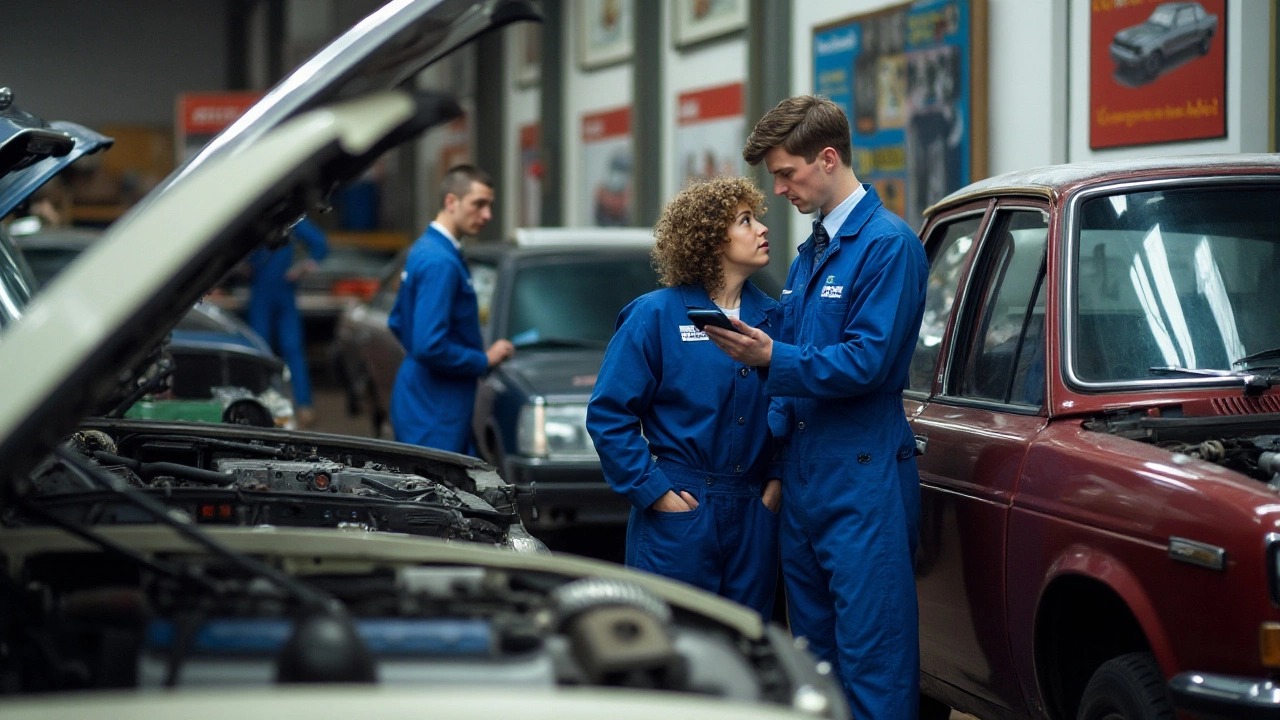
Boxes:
[506,255,659,346]
[469,260,499,326]
[1176,7,1193,25]
[909,214,983,393]
[1074,186,1280,383]
[951,209,1048,406]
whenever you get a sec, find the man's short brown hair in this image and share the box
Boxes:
[439,164,494,208]
[742,95,852,168]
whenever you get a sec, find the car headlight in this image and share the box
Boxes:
[517,399,597,460]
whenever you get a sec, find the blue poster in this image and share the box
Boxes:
[814,0,976,225]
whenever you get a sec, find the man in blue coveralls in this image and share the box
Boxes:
[705,95,929,719]
[388,165,514,454]
[246,215,328,428]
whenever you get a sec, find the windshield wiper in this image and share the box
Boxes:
[513,336,608,350]
[1233,347,1280,369]
[1149,366,1246,378]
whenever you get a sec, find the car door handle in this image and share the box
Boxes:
[914,434,928,456]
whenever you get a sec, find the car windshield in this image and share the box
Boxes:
[1073,185,1280,383]
[506,255,659,346]
[1148,5,1177,28]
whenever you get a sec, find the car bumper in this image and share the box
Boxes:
[1169,671,1280,719]
[1109,44,1143,66]
[503,456,630,528]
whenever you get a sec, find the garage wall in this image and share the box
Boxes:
[0,0,231,128]
[789,0,1064,248]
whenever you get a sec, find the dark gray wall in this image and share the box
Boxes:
[1,0,231,128]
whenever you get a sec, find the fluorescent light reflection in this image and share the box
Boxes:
[1193,237,1245,364]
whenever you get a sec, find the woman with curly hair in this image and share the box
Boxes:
[586,175,780,618]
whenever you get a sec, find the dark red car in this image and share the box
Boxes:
[910,154,1280,720]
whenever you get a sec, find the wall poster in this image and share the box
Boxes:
[581,106,633,227]
[518,123,542,228]
[674,82,746,192]
[813,0,987,226]
[1089,0,1226,149]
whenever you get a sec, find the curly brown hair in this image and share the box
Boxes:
[652,176,765,294]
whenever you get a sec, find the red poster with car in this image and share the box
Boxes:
[1090,0,1226,149]
[581,106,632,227]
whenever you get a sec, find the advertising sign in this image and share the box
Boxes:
[581,106,633,227]
[176,92,261,162]
[813,0,986,224]
[674,82,745,192]
[1089,0,1226,149]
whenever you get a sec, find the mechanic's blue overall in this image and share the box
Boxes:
[587,283,780,618]
[246,217,328,409]
[767,185,928,719]
[388,225,487,454]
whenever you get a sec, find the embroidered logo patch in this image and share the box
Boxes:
[821,285,845,299]
[825,275,836,284]
[679,324,710,342]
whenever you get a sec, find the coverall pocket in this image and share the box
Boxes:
[634,499,708,585]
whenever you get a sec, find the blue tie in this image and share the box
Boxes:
[812,218,830,259]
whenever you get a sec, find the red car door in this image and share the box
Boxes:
[911,201,1052,714]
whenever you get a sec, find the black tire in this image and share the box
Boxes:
[919,693,952,720]
[1198,34,1211,54]
[1143,51,1162,77]
[1078,652,1175,720]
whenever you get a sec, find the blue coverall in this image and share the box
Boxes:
[767,185,928,719]
[246,217,328,409]
[586,283,781,618]
[387,225,487,454]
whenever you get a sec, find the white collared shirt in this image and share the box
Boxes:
[430,220,461,250]
[817,183,867,239]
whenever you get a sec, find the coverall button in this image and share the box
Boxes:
[740,367,750,377]
[705,476,713,485]
[858,453,871,464]
[737,417,745,425]
[798,421,806,430]
[734,465,742,473]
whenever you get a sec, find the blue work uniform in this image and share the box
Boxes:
[388,224,487,454]
[767,185,928,719]
[246,217,328,409]
[586,283,781,618]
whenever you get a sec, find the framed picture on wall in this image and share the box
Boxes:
[578,0,633,70]
[1088,0,1226,149]
[813,0,988,226]
[673,0,747,48]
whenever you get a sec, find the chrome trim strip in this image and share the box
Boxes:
[1169,671,1280,714]
[924,186,1055,218]
[939,204,1049,401]
[1061,175,1280,394]
[1168,536,1226,571]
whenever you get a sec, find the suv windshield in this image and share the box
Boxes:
[1074,185,1280,383]
[507,255,659,346]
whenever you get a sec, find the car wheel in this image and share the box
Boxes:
[1198,34,1211,54]
[1077,652,1175,720]
[1143,51,1162,77]
[919,693,951,720]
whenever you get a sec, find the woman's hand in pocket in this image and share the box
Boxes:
[652,490,699,512]
[761,478,782,513]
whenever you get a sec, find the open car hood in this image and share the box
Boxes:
[0,107,114,218]
[0,2,538,477]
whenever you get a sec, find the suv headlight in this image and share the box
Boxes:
[517,399,597,460]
